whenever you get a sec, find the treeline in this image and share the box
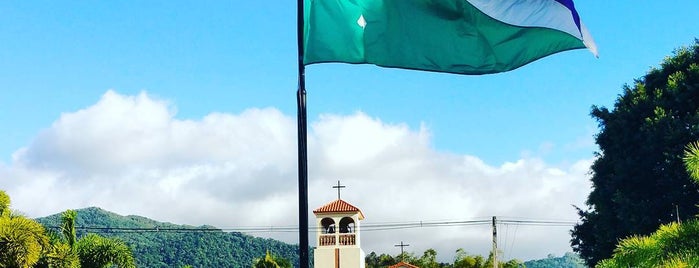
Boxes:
[365,248,523,268]
[365,249,585,268]
[523,253,586,268]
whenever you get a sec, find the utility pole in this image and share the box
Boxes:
[395,241,410,262]
[492,216,497,268]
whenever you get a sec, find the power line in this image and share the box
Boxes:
[499,219,577,226]
[42,218,578,234]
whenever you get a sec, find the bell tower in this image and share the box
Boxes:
[313,181,365,268]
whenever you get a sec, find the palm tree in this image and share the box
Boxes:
[595,220,699,267]
[684,141,699,183]
[61,210,77,249]
[0,190,50,268]
[49,210,135,268]
[74,234,134,268]
[45,241,80,268]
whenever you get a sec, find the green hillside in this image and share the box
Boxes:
[36,207,300,268]
[523,252,587,268]
[33,207,587,267]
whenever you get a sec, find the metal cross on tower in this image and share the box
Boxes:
[332,180,346,199]
[394,241,410,260]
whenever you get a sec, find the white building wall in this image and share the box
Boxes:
[313,247,336,268]
[338,248,365,268]
[314,211,365,268]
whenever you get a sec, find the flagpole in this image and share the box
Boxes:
[296,0,309,266]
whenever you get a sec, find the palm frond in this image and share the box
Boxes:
[683,141,699,183]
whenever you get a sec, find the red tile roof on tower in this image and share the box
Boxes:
[313,199,365,220]
[389,262,420,268]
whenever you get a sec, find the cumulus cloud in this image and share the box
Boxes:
[1,90,592,262]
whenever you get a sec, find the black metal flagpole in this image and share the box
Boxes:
[296,0,309,266]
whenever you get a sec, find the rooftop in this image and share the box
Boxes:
[313,199,365,220]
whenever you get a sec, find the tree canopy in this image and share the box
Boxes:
[595,220,699,267]
[594,141,699,267]
[571,40,699,266]
[0,193,137,268]
[0,191,10,217]
[0,190,50,268]
[36,209,135,268]
[252,251,292,268]
[522,252,585,268]
[365,248,524,268]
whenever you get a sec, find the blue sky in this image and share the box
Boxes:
[1,1,697,164]
[1,0,698,262]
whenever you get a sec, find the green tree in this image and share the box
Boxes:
[48,210,135,268]
[396,251,416,264]
[453,249,485,268]
[366,248,521,268]
[44,242,80,268]
[0,216,50,268]
[0,191,10,217]
[482,251,524,268]
[378,253,397,267]
[365,252,397,268]
[0,190,50,268]
[500,259,525,268]
[74,234,135,268]
[252,252,277,268]
[419,248,440,268]
[523,252,585,268]
[594,141,699,267]
[252,251,291,268]
[571,40,699,266]
[366,252,380,268]
[684,141,699,181]
[271,254,292,268]
[595,221,699,267]
[61,210,77,248]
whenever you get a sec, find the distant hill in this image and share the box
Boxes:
[34,207,586,268]
[523,252,587,268]
[36,207,301,268]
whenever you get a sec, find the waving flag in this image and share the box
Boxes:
[297,1,598,267]
[303,0,597,75]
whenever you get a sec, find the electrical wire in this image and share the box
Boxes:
[42,218,578,234]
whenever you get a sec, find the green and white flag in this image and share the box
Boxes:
[303,0,597,75]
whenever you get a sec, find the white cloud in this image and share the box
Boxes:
[0,90,593,262]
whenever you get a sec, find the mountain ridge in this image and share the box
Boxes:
[35,207,301,268]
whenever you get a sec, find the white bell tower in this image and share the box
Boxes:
[313,182,365,268]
